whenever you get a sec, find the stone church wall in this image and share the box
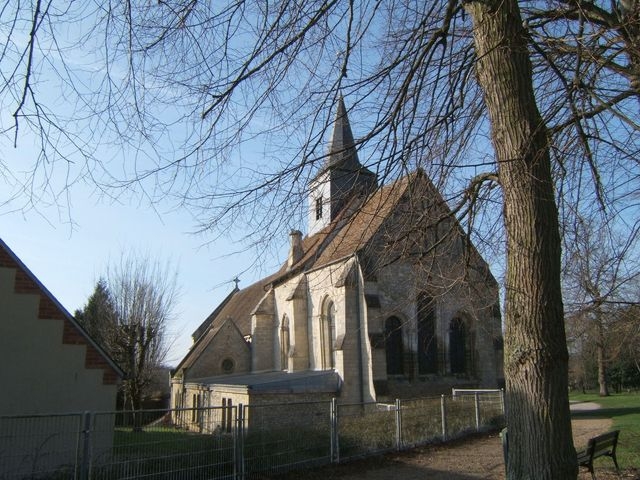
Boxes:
[360,187,502,395]
[306,263,347,372]
[272,275,310,372]
[186,321,251,380]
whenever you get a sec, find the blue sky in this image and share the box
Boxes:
[0,6,292,366]
[0,3,505,369]
[0,188,286,366]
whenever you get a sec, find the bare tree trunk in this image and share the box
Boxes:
[597,343,609,396]
[465,1,577,478]
[596,318,610,396]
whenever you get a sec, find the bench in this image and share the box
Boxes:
[577,430,620,480]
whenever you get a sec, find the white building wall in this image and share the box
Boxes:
[307,171,332,236]
[306,262,347,372]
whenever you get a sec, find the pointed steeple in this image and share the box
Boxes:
[307,96,378,236]
[327,96,361,171]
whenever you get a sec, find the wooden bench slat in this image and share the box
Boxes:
[592,446,614,456]
[577,450,591,463]
[577,430,620,480]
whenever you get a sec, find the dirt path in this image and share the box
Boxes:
[270,405,637,480]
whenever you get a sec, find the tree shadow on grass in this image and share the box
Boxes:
[571,406,640,419]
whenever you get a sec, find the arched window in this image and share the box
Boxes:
[280,315,290,370]
[321,299,336,369]
[417,293,438,374]
[449,317,466,374]
[385,316,404,375]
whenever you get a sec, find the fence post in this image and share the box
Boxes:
[440,395,447,441]
[395,399,402,451]
[500,388,506,417]
[330,398,339,464]
[474,393,481,432]
[79,412,91,480]
[235,404,245,480]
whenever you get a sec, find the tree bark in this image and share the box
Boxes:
[597,342,609,396]
[464,1,577,478]
[596,316,610,396]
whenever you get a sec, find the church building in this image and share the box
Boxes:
[170,98,503,425]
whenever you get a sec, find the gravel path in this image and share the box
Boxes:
[269,404,638,480]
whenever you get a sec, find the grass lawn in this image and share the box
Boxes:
[570,391,640,468]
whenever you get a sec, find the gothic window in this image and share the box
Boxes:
[315,197,323,220]
[321,299,336,369]
[385,316,404,375]
[280,315,290,370]
[417,293,438,374]
[449,317,466,374]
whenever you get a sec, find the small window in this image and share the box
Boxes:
[315,197,323,220]
[221,358,235,374]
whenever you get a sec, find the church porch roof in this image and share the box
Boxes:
[188,369,341,394]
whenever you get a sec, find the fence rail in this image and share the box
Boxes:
[0,391,504,480]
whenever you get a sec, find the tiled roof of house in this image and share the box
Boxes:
[176,315,251,373]
[174,271,281,373]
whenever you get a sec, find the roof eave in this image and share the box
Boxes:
[0,238,125,379]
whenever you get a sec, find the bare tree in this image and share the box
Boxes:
[568,301,640,393]
[106,253,178,414]
[613,304,640,384]
[75,262,177,415]
[563,213,640,396]
[3,1,640,478]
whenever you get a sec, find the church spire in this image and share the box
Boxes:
[327,95,361,171]
[307,96,378,236]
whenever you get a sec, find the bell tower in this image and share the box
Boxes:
[308,97,377,235]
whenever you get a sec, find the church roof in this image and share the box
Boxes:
[174,272,279,373]
[175,168,496,378]
[191,285,239,341]
[313,173,412,266]
[182,171,417,348]
[188,369,340,394]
